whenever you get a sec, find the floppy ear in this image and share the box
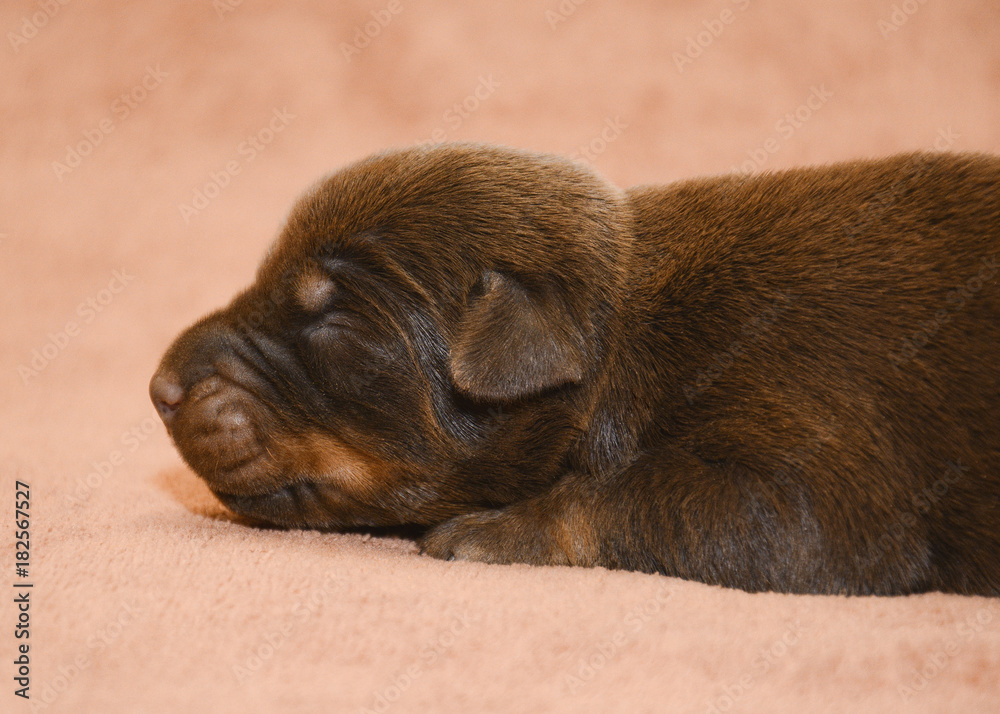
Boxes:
[449,270,588,401]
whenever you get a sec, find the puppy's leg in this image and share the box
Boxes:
[419,483,602,568]
[421,446,936,594]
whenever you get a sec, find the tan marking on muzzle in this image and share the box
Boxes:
[287,433,384,498]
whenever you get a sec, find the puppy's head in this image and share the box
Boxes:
[150,143,626,528]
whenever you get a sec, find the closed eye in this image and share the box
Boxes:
[303,309,364,339]
[318,312,358,330]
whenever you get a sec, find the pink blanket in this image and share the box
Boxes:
[3,1,999,711]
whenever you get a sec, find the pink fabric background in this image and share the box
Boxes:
[2,1,999,712]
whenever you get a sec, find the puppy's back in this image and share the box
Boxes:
[617,152,1000,593]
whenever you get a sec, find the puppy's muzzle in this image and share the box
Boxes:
[149,321,274,491]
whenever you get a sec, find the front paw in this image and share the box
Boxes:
[420,508,569,566]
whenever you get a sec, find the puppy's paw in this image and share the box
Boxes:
[420,508,570,567]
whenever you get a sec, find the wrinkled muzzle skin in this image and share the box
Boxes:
[150,143,626,533]
[150,288,435,529]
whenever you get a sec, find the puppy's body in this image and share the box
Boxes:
[151,144,1000,595]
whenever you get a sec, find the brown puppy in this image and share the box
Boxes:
[150,143,1000,596]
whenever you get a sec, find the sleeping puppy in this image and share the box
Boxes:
[150,143,1000,596]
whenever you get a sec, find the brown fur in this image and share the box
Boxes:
[151,143,1000,595]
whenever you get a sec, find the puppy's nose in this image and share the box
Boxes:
[150,370,185,427]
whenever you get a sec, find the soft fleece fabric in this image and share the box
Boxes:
[2,1,999,712]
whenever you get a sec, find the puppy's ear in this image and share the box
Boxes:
[450,271,588,401]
